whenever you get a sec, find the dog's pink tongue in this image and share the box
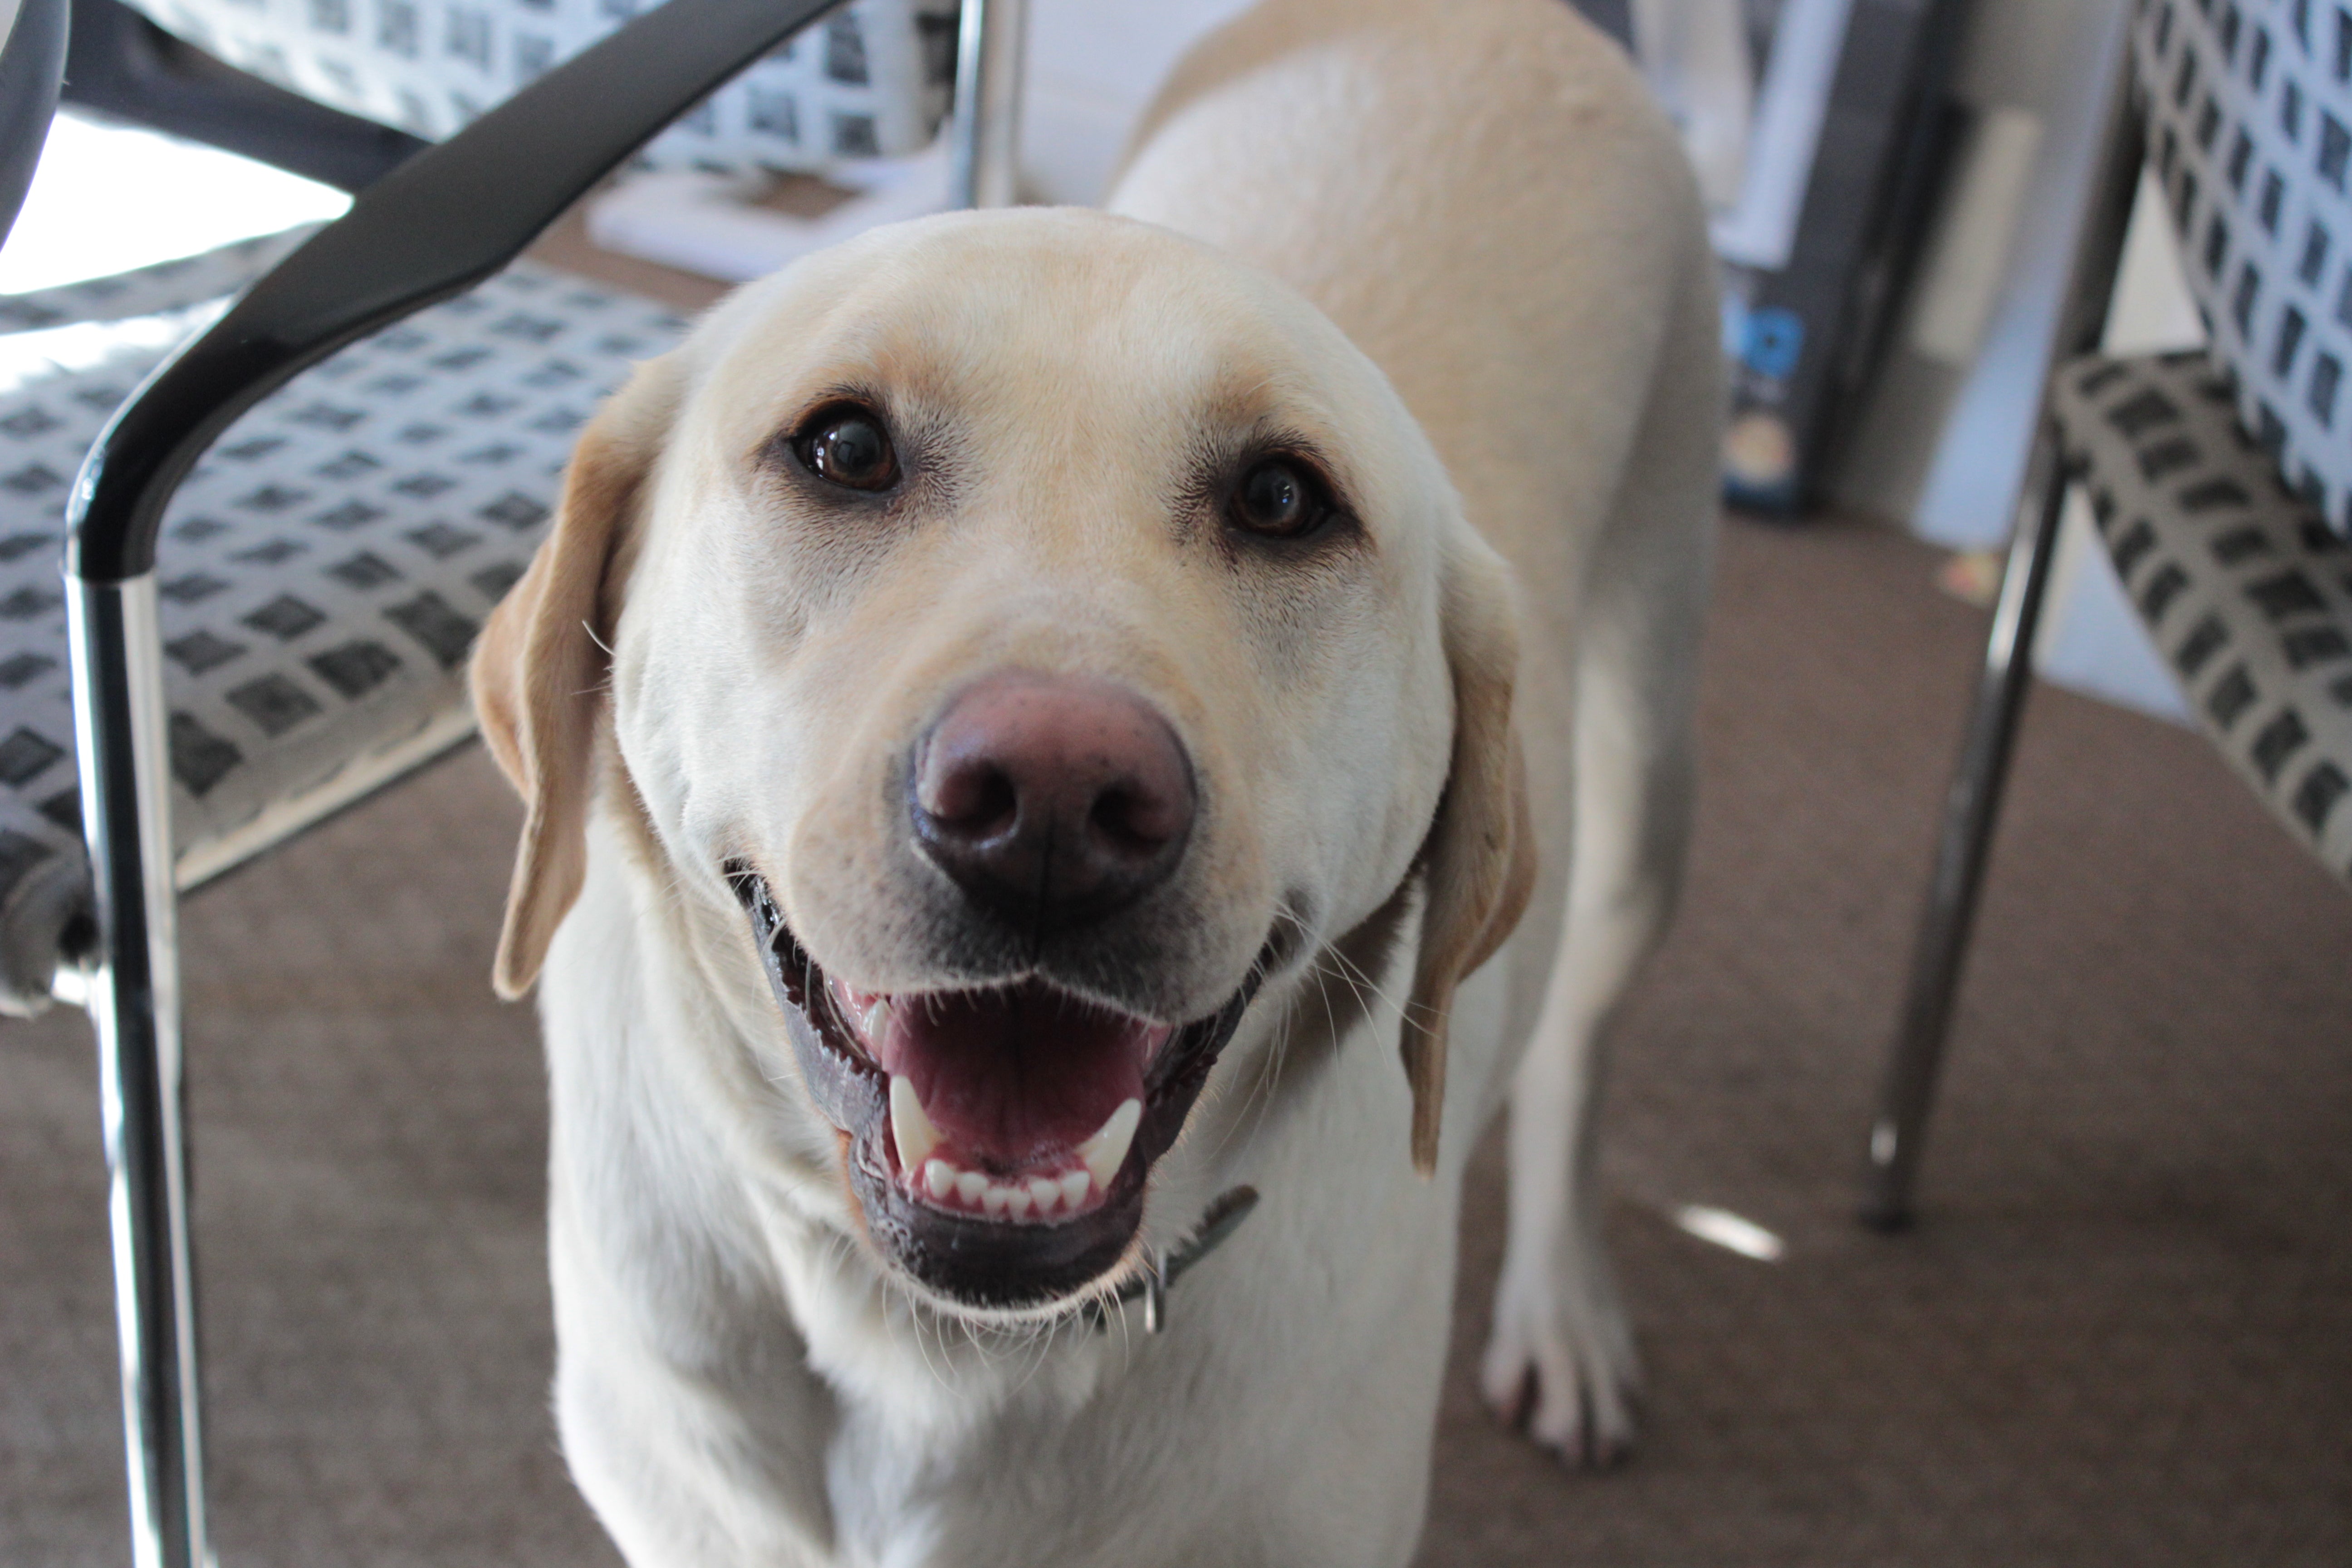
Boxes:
[875,981,1159,1170]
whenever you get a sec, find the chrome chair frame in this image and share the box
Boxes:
[56,2,1023,1562]
[1860,41,2146,1230]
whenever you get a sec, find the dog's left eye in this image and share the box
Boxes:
[1230,459,1329,539]
[795,408,900,492]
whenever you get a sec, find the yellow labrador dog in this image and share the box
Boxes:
[471,0,1718,1561]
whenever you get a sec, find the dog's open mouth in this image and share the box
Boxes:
[853,979,1164,1223]
[726,862,1259,1309]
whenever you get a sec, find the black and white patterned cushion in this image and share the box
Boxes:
[2052,349,2352,877]
[123,0,960,172]
[2138,0,2352,537]
[0,228,319,333]
[0,233,692,1013]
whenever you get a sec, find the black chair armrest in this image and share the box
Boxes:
[66,0,842,583]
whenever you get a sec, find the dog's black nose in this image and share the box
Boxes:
[910,674,1195,930]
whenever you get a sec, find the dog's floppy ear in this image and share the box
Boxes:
[471,356,680,999]
[1402,533,1539,1175]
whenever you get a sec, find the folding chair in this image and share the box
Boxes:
[1864,0,2352,1229]
[0,2,1027,1563]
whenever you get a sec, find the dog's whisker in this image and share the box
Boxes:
[1200,998,1292,1166]
[1319,941,1414,1032]
[894,1278,960,1393]
[1318,940,1397,1009]
[1000,1315,1062,1398]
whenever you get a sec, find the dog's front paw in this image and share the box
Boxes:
[1478,1261,1640,1468]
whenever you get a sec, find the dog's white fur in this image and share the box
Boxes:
[472,1,1720,1563]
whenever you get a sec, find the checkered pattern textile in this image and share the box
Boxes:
[0,230,691,1013]
[2138,0,2352,537]
[122,0,960,172]
[2052,349,2352,877]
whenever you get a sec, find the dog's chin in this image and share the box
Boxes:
[726,863,1261,1315]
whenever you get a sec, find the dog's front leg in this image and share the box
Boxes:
[1480,904,1649,1468]
[1481,627,1696,1466]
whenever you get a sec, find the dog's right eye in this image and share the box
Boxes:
[1228,458,1331,540]
[794,408,900,492]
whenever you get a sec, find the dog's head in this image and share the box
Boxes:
[473,209,1532,1316]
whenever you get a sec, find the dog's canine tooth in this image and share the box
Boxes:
[956,1170,989,1206]
[890,1076,940,1172]
[924,1158,957,1202]
[1026,1174,1062,1216]
[1076,1098,1142,1191]
[1058,1170,1090,1210]
[860,997,890,1043]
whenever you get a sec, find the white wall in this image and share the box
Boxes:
[1834,0,2204,725]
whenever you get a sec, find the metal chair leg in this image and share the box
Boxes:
[1859,27,2148,1231]
[947,0,1026,210]
[68,573,209,1568]
[1861,426,2071,1230]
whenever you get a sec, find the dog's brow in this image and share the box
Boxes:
[786,382,892,426]
[1196,370,1354,481]
[1195,367,1295,432]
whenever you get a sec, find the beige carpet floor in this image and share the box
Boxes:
[5,514,2347,1565]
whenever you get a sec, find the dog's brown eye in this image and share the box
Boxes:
[1231,460,1326,539]
[798,410,899,491]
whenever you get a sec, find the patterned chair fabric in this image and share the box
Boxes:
[2052,349,2352,877]
[0,232,691,1014]
[2137,0,2352,537]
[123,0,961,172]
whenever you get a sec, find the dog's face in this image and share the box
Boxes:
[474,209,1530,1317]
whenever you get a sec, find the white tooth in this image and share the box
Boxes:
[1027,1174,1062,1215]
[1076,1098,1142,1191]
[890,1077,939,1172]
[861,997,891,1042]
[1006,1188,1034,1220]
[956,1170,989,1206]
[982,1184,1011,1219]
[924,1159,957,1201]
[1058,1170,1091,1210]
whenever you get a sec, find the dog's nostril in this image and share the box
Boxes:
[924,760,1019,840]
[1090,786,1177,856]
